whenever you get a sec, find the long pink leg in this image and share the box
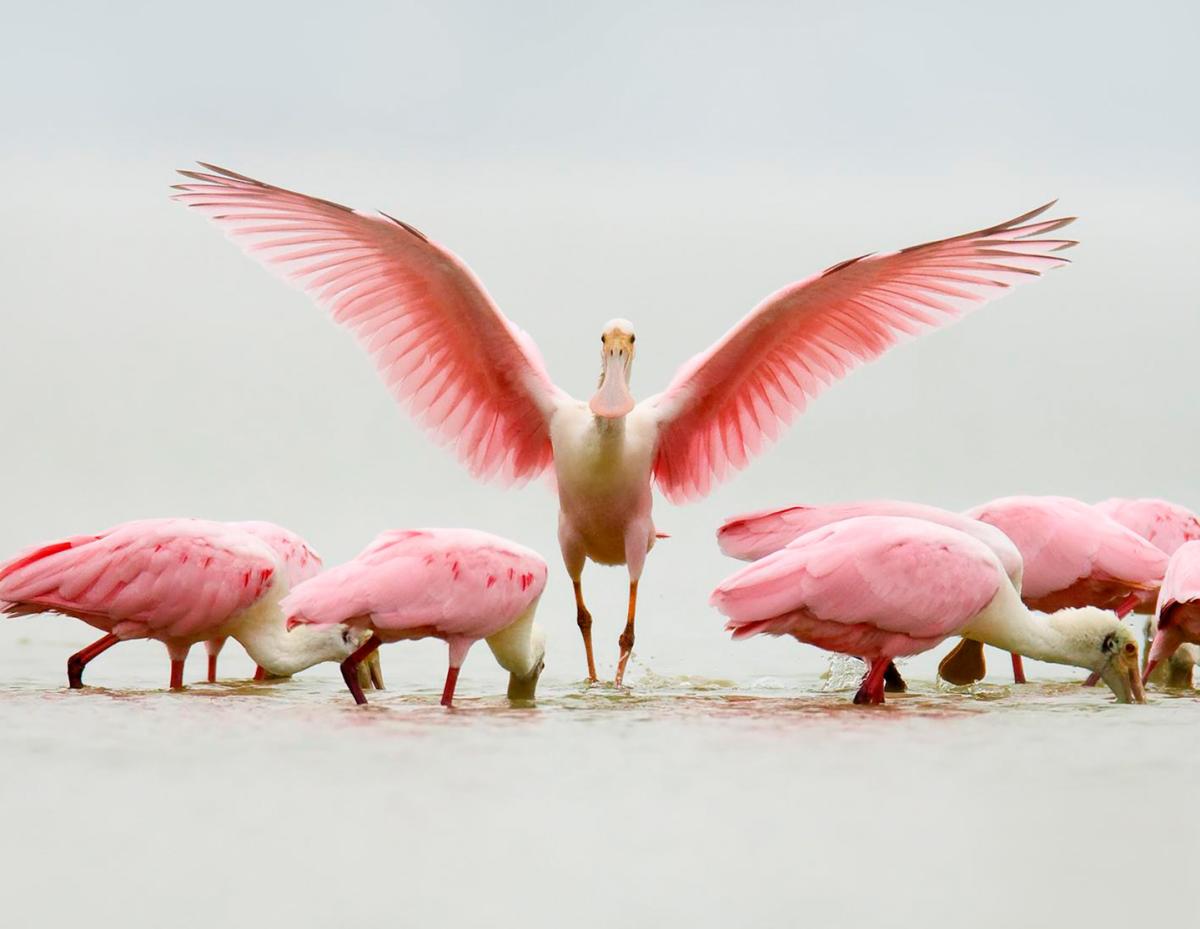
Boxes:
[339,634,383,706]
[441,638,472,707]
[204,637,227,683]
[441,667,461,706]
[853,658,892,705]
[66,633,121,689]
[1011,653,1027,684]
[165,648,190,691]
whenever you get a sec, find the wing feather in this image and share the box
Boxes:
[174,164,568,485]
[644,203,1076,502]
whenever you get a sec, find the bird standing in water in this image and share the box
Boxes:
[176,164,1075,684]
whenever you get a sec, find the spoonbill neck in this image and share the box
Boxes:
[485,602,541,676]
[961,583,1092,671]
[485,602,544,698]
[230,587,345,677]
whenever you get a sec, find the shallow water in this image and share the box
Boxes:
[1,625,1196,929]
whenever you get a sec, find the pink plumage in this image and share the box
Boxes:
[717,499,1023,586]
[966,496,1167,614]
[1146,541,1200,681]
[175,165,1076,687]
[711,516,1005,703]
[233,520,323,586]
[646,204,1076,503]
[282,528,547,705]
[171,165,564,486]
[0,519,279,689]
[1093,498,1200,557]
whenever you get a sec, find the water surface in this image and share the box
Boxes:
[1,627,1194,929]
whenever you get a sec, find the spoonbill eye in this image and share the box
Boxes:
[1125,642,1137,655]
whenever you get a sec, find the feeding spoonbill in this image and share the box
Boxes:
[938,495,1168,685]
[174,164,1076,684]
[282,528,547,706]
[0,519,379,690]
[1093,497,1200,673]
[716,499,1024,689]
[1144,540,1200,685]
[710,516,1144,704]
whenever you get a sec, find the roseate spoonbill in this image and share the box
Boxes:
[174,164,1076,685]
[1093,497,1200,665]
[1144,540,1200,686]
[939,495,1169,686]
[0,519,377,690]
[710,516,1144,704]
[716,499,1024,689]
[1094,498,1200,560]
[282,528,547,706]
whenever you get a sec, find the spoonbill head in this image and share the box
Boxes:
[590,319,638,419]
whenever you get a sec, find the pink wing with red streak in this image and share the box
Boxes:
[282,527,547,641]
[0,519,277,640]
[710,516,1002,644]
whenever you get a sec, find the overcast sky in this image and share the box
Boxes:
[2,0,1197,677]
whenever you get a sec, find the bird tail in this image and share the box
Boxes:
[0,536,100,615]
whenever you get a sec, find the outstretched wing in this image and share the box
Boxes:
[643,203,1077,503]
[174,164,569,485]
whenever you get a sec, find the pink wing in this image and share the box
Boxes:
[716,499,1023,587]
[283,528,547,641]
[1157,541,1200,620]
[1094,498,1200,557]
[0,519,277,640]
[173,165,567,485]
[643,204,1076,502]
[710,516,1002,645]
[967,496,1168,600]
[233,521,323,586]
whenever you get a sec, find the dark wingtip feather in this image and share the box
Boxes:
[195,162,265,184]
[173,162,356,214]
[379,210,429,242]
[821,253,872,277]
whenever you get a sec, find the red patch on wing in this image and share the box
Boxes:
[0,541,79,583]
[486,575,496,588]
